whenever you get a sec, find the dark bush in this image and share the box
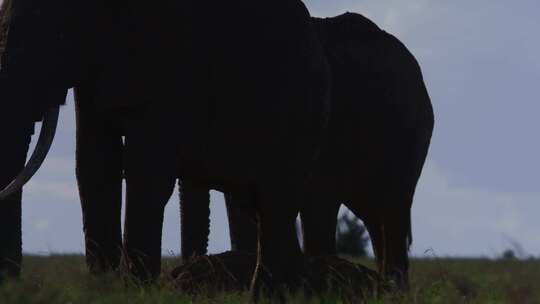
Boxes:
[336,211,370,257]
[502,249,516,260]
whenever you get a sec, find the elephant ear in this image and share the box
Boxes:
[0,0,12,67]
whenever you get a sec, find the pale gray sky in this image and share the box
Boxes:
[10,0,540,257]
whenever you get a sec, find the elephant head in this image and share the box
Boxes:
[0,0,117,279]
[0,0,112,197]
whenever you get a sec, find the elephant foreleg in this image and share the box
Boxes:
[178,179,210,262]
[122,107,177,282]
[300,199,340,257]
[250,187,304,299]
[0,116,33,282]
[351,193,412,290]
[0,190,22,281]
[379,202,411,290]
[74,87,123,274]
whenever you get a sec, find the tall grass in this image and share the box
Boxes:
[1,255,539,303]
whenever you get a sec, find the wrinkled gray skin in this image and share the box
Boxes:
[0,0,331,296]
[178,12,434,290]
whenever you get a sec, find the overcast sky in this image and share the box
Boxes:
[7,0,540,258]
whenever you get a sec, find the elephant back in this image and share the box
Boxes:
[312,12,381,52]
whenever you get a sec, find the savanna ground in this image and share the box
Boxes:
[1,255,539,303]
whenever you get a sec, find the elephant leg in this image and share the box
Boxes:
[300,199,340,257]
[225,193,258,253]
[123,145,175,282]
[122,108,177,282]
[0,129,32,282]
[74,88,123,274]
[350,193,412,290]
[250,188,303,299]
[362,216,384,274]
[380,200,411,290]
[178,179,210,262]
[0,191,22,281]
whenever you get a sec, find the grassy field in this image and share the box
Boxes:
[1,255,539,303]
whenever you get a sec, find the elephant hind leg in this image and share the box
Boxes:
[381,205,411,290]
[349,192,412,290]
[250,188,304,300]
[225,193,258,254]
[300,199,340,257]
[122,157,176,282]
[122,148,176,282]
[179,179,210,262]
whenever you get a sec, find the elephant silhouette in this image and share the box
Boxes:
[0,0,331,297]
[176,12,434,290]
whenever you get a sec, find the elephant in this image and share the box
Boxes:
[302,13,433,289]
[176,12,434,290]
[0,0,331,295]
